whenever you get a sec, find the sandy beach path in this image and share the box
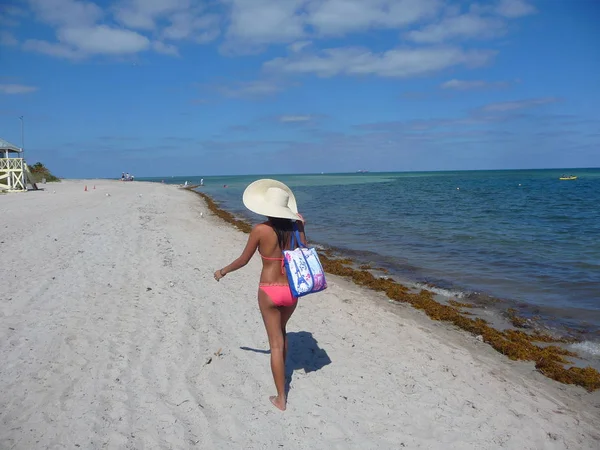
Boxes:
[1,180,599,450]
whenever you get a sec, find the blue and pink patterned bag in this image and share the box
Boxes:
[283,225,327,298]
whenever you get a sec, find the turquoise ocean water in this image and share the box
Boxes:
[141,169,600,355]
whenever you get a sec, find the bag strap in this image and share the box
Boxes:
[291,222,306,249]
[289,227,296,250]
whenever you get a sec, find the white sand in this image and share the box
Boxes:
[1,180,599,450]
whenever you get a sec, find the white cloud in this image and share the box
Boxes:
[13,0,535,77]
[162,11,220,42]
[441,79,509,90]
[222,0,442,49]
[264,46,495,78]
[113,0,221,44]
[495,0,536,18]
[24,1,151,59]
[306,0,440,36]
[222,0,306,51]
[0,4,26,16]
[28,0,103,27]
[480,97,560,112]
[0,84,39,94]
[22,39,83,59]
[217,79,287,98]
[405,13,506,43]
[22,0,220,61]
[153,40,180,56]
[194,28,221,44]
[114,0,190,30]
[59,26,150,55]
[0,4,27,27]
[23,26,150,58]
[222,0,443,51]
[405,1,535,44]
[0,31,18,46]
[114,8,154,30]
[278,115,313,122]
[288,40,312,53]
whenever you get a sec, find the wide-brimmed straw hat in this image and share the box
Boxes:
[242,179,303,221]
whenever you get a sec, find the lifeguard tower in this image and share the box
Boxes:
[0,137,36,192]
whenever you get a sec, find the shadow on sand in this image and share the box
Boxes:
[240,331,331,396]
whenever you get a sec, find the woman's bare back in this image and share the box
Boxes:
[256,221,306,284]
[256,223,289,284]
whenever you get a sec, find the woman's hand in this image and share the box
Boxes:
[214,269,225,282]
[213,226,261,282]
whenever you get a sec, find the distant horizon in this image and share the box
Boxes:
[101,166,600,181]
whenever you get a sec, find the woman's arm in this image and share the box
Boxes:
[214,225,261,281]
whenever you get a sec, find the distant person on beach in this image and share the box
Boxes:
[214,179,305,411]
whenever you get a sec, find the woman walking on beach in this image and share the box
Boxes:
[214,179,306,411]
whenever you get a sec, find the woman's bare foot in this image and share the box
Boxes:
[269,395,286,411]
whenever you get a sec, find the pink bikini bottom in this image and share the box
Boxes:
[259,283,298,307]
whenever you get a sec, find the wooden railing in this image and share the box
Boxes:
[0,158,23,170]
[0,157,25,191]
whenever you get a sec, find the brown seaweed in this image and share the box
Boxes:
[506,308,530,328]
[448,299,475,308]
[193,191,253,234]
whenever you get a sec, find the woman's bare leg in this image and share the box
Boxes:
[280,302,297,366]
[258,291,297,411]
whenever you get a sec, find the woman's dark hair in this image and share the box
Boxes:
[268,217,296,251]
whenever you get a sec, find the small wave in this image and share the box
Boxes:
[571,341,600,356]
[414,283,466,299]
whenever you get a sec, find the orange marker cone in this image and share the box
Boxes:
[84,185,88,191]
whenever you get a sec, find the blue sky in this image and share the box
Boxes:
[0,0,599,178]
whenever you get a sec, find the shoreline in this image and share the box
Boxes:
[2,179,599,449]
[190,187,600,391]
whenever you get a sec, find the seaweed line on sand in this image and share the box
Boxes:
[189,188,600,392]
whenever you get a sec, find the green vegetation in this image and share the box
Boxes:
[29,162,60,183]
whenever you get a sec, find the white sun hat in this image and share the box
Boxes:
[242,179,303,221]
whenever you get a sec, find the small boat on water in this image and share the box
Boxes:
[559,175,577,180]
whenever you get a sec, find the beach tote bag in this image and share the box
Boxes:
[283,225,327,297]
